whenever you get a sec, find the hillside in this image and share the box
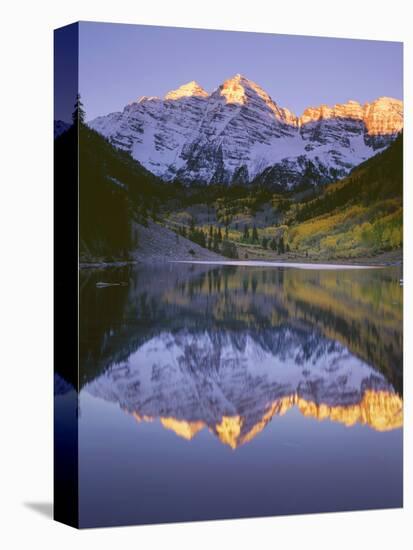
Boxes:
[55,122,179,261]
[55,118,402,263]
[78,123,167,260]
[159,133,402,261]
[287,133,403,258]
[131,220,224,263]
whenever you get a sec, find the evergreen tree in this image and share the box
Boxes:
[72,93,85,125]
[261,236,268,249]
[218,227,223,242]
[252,225,259,242]
[278,237,285,254]
[213,231,220,252]
[188,227,207,248]
[221,240,238,259]
[243,224,250,241]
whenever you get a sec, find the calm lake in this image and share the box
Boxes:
[63,262,403,527]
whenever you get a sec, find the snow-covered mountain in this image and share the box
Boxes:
[84,327,403,448]
[89,74,403,188]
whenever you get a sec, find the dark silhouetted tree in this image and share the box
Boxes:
[252,225,259,242]
[243,224,250,241]
[222,240,238,259]
[213,231,220,252]
[278,237,285,254]
[72,93,85,125]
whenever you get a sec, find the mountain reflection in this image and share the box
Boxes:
[79,263,403,448]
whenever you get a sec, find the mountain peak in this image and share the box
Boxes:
[363,96,403,136]
[299,96,403,136]
[219,74,269,105]
[227,73,247,82]
[370,96,402,105]
[164,81,209,100]
[300,100,364,125]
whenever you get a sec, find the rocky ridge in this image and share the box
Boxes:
[89,74,403,188]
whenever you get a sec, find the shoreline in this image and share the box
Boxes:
[79,249,402,270]
[171,260,383,270]
[79,260,137,270]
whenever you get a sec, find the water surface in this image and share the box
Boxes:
[65,263,402,527]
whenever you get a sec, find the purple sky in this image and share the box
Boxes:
[79,22,403,122]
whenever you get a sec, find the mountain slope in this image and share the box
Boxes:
[55,122,167,260]
[78,123,164,259]
[131,220,224,263]
[89,74,403,189]
[55,122,227,261]
[288,133,403,256]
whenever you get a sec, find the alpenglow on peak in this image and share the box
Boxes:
[218,73,271,105]
[164,80,209,100]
